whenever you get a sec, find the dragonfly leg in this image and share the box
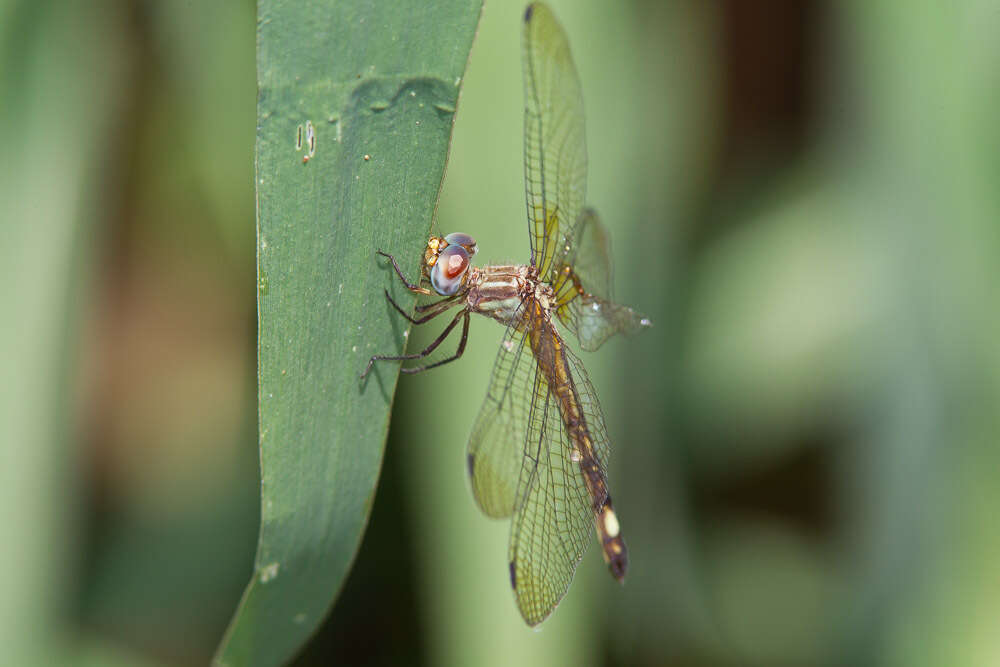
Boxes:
[401,311,470,374]
[415,296,458,313]
[377,250,430,295]
[362,309,468,378]
[384,289,456,324]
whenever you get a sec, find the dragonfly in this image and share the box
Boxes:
[363,2,650,626]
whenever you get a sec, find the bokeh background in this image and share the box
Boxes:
[4,0,999,664]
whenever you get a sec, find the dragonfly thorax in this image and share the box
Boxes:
[533,281,555,310]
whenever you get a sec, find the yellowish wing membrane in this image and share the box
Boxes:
[522,3,587,277]
[467,322,534,518]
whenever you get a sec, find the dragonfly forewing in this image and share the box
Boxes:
[551,209,651,351]
[523,3,587,277]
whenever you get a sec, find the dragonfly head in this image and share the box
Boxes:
[425,232,478,296]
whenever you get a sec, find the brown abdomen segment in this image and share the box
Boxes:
[596,496,627,581]
[529,308,628,582]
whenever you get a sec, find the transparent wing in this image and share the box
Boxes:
[507,314,613,626]
[553,207,612,298]
[522,3,587,277]
[551,208,651,351]
[467,310,533,519]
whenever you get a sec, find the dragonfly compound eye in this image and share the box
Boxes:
[430,245,471,296]
[444,232,478,256]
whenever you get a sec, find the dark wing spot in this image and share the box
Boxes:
[524,4,534,23]
[508,559,517,589]
[466,452,475,478]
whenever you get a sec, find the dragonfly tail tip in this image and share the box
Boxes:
[609,553,627,583]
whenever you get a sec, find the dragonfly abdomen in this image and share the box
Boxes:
[529,309,629,583]
[595,496,627,581]
[559,394,628,582]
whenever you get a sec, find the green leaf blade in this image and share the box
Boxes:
[216,2,483,665]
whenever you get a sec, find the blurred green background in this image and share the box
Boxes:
[3,0,1000,665]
